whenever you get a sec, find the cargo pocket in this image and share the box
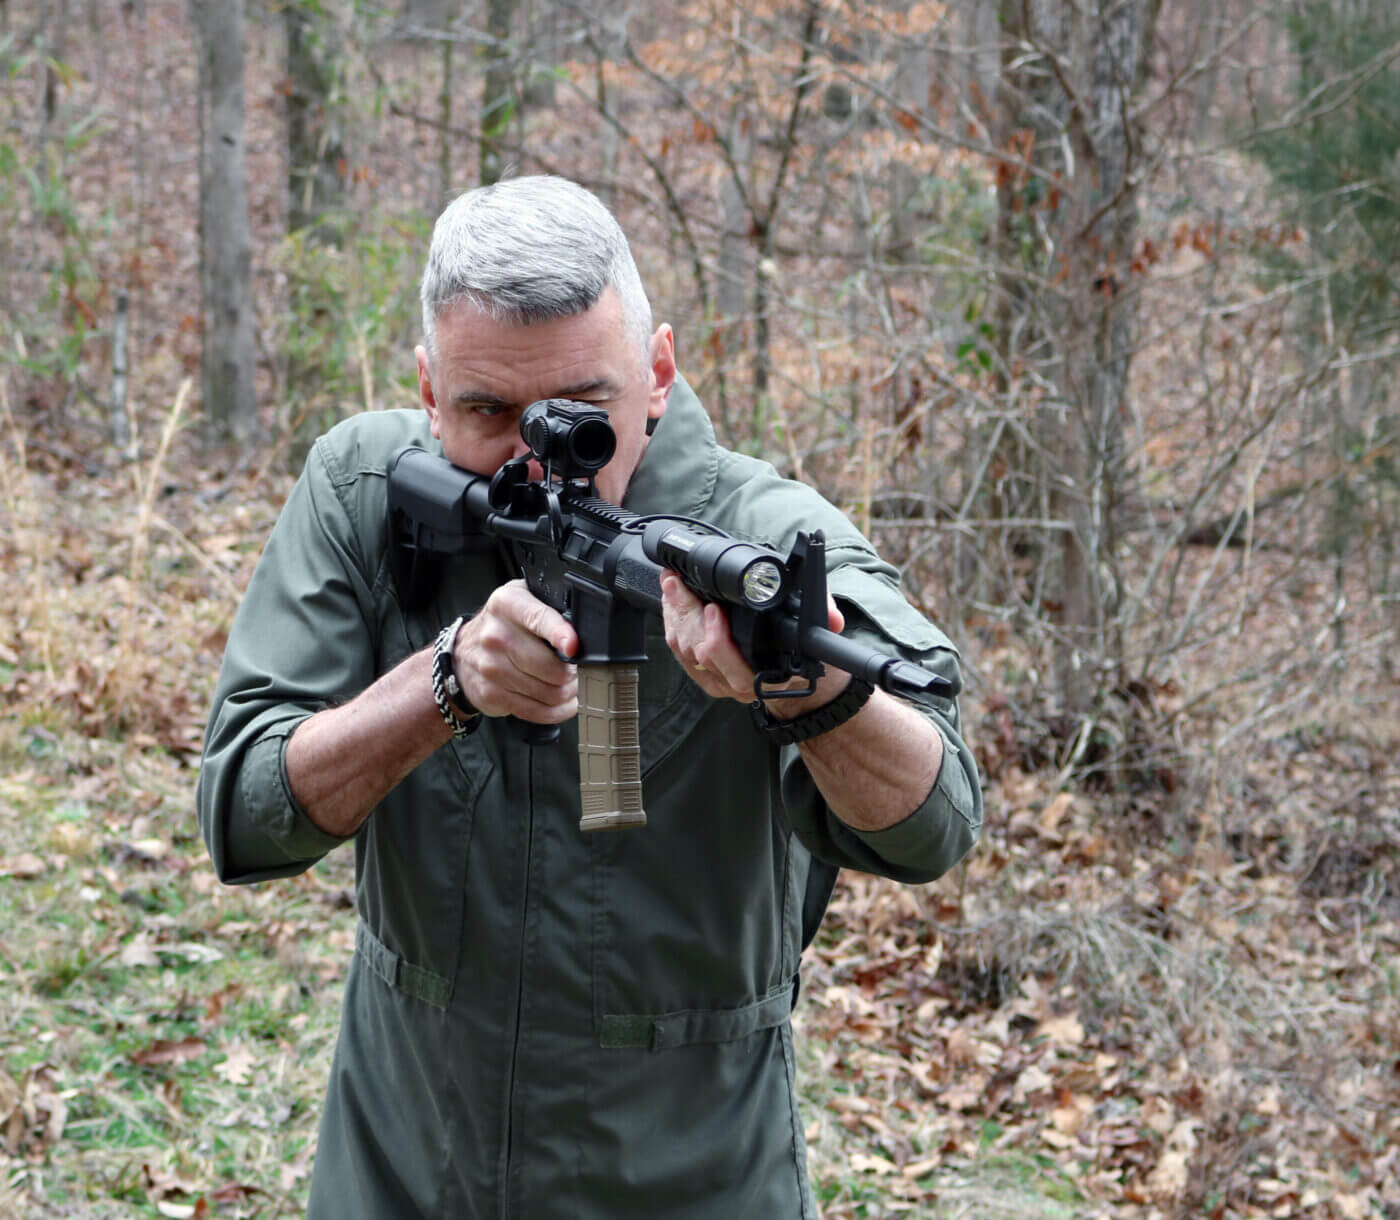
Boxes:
[353,735,493,1010]
[827,562,953,658]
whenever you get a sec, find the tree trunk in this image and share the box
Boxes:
[438,34,453,208]
[190,0,257,444]
[110,290,130,450]
[956,0,1000,117]
[594,7,626,208]
[480,0,516,186]
[285,0,347,235]
[717,113,752,438]
[399,0,450,28]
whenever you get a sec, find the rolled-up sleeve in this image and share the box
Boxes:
[196,437,381,884]
[779,559,983,884]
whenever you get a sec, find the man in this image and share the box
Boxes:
[197,175,981,1218]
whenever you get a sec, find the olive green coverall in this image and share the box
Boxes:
[196,381,982,1218]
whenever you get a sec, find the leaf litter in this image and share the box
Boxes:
[0,2,1396,1217]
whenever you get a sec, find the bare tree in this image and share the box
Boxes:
[990,0,1162,714]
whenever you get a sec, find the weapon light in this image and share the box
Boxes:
[641,522,788,610]
[741,561,784,607]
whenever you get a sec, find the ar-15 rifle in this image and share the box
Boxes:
[386,398,952,833]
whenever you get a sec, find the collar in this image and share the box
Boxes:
[620,374,719,519]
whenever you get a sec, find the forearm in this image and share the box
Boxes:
[781,684,944,832]
[285,647,454,838]
[659,571,949,831]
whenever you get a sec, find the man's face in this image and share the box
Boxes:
[416,288,675,507]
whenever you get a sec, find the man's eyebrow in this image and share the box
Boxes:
[450,389,514,408]
[552,377,623,399]
[448,378,622,409]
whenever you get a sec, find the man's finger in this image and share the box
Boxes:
[497,579,578,657]
[827,596,845,634]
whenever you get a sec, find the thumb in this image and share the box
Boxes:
[826,596,845,634]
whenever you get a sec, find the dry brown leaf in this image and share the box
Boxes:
[1139,1095,1177,1135]
[1038,1013,1085,1046]
[0,853,47,879]
[132,1038,208,1068]
[941,1072,989,1112]
[214,1043,257,1086]
[945,1028,979,1067]
[1146,1119,1199,1200]
[120,932,161,969]
[8,1066,68,1155]
[899,1057,940,1094]
[48,824,97,857]
[1051,1094,1093,1136]
[900,1154,941,1179]
[0,1070,19,1123]
[210,1183,261,1204]
[849,1153,896,1175]
[143,1162,203,1198]
[1039,791,1075,837]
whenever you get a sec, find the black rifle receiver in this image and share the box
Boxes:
[386,399,953,831]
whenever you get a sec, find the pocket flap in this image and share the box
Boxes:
[599,981,794,1051]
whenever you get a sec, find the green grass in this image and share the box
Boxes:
[0,727,349,1217]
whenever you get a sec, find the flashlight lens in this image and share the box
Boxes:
[742,561,784,607]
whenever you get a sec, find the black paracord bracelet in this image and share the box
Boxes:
[748,676,875,746]
[432,616,481,739]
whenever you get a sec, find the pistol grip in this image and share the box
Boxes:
[509,718,561,745]
[576,664,647,832]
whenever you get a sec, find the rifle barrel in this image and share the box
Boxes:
[800,625,954,699]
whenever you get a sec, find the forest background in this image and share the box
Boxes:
[0,0,1397,1216]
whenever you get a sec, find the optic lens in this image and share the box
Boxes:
[568,417,615,471]
[741,560,784,607]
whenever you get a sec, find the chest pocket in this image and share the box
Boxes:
[352,551,500,1010]
[634,618,709,771]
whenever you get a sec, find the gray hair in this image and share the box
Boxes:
[420,176,653,370]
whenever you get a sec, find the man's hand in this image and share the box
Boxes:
[453,579,579,723]
[286,580,577,838]
[660,570,946,832]
[659,571,848,714]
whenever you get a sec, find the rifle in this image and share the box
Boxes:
[386,398,952,833]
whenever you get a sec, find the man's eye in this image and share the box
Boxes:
[470,402,508,418]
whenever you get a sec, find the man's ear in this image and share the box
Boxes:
[646,325,676,434]
[415,345,442,439]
